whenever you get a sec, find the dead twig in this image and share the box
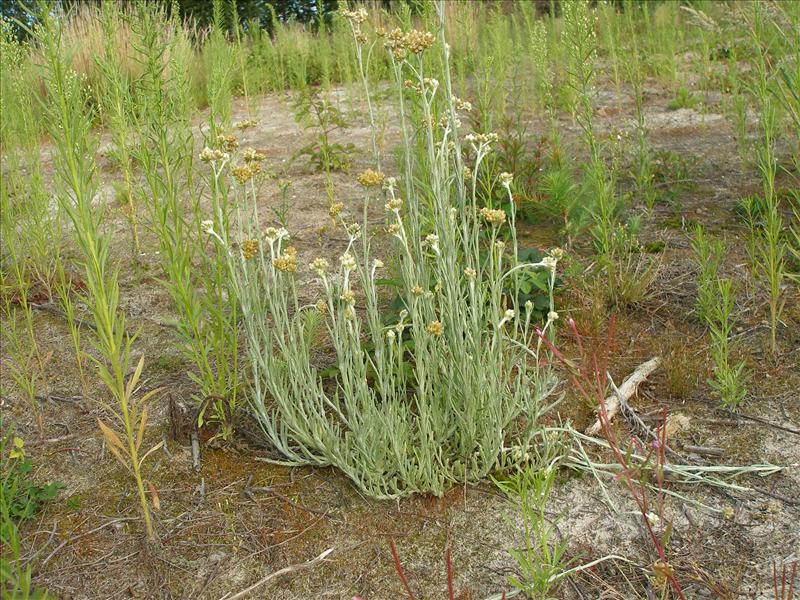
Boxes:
[190,430,201,471]
[683,445,725,457]
[219,547,334,600]
[586,357,661,435]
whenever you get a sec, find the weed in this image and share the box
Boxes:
[691,225,726,324]
[1,423,59,599]
[293,91,356,172]
[662,339,700,400]
[706,278,748,409]
[36,11,161,539]
[537,320,687,600]
[666,84,699,111]
[749,3,787,355]
[495,464,571,599]
[691,227,747,408]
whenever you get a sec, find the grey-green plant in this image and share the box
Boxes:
[341,6,381,169]
[213,4,559,500]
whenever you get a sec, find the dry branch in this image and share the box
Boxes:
[585,357,661,435]
[220,547,334,600]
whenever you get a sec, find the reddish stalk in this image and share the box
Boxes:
[446,548,455,600]
[774,560,797,600]
[389,540,417,600]
[535,317,686,600]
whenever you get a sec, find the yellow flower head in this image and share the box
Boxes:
[329,202,344,219]
[217,134,239,153]
[232,164,257,185]
[426,320,443,337]
[241,239,259,260]
[273,247,298,272]
[404,30,436,54]
[480,206,507,225]
[357,169,385,187]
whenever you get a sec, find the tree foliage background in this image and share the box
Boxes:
[0,0,346,39]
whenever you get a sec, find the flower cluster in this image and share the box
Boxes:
[200,147,229,163]
[339,252,357,271]
[499,172,514,189]
[426,320,443,337]
[424,234,440,254]
[405,30,436,54]
[232,162,261,185]
[357,169,385,187]
[310,257,329,276]
[452,96,473,112]
[241,239,259,260]
[341,8,368,44]
[465,132,499,145]
[273,246,297,273]
[216,134,239,152]
[384,28,435,60]
[340,7,367,24]
[480,206,507,225]
[498,309,515,329]
[344,222,362,239]
[385,197,403,212]
[329,202,344,219]
[264,226,289,243]
[242,148,266,163]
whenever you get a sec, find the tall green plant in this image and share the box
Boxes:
[132,3,239,437]
[562,0,619,256]
[750,4,787,355]
[94,1,140,256]
[692,227,747,409]
[36,11,160,540]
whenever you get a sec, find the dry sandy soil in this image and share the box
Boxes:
[2,73,799,600]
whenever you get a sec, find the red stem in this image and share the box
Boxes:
[446,547,454,600]
[389,540,416,600]
[538,318,687,600]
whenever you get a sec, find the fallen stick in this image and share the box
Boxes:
[220,547,334,600]
[683,445,725,457]
[190,430,201,472]
[585,357,661,436]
